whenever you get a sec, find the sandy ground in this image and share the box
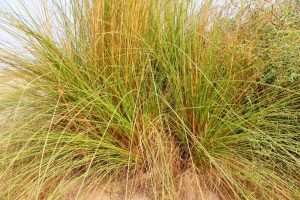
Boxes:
[63,170,220,200]
[64,185,219,200]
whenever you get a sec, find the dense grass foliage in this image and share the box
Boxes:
[0,0,299,199]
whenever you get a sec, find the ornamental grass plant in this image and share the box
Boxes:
[0,0,299,199]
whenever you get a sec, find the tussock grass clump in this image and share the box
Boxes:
[0,0,299,199]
